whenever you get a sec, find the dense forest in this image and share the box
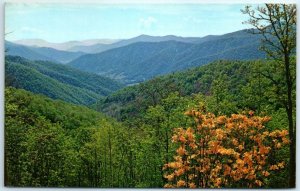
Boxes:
[5,57,295,187]
[4,3,296,188]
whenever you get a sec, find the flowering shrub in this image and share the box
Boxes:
[163,109,289,188]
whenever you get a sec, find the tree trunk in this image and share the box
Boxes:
[284,55,295,188]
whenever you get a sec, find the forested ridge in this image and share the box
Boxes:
[95,59,293,120]
[5,41,85,63]
[5,56,124,105]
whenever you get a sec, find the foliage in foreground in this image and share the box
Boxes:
[164,109,289,188]
[5,87,135,187]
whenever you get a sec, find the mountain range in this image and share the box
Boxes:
[69,34,202,54]
[68,29,265,84]
[7,29,266,85]
[13,38,120,51]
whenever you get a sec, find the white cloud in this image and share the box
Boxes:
[139,16,157,28]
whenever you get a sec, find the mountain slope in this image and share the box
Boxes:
[172,33,265,70]
[5,41,85,63]
[93,59,263,120]
[28,46,85,63]
[67,43,109,53]
[5,56,124,105]
[5,41,56,62]
[69,41,193,84]
[69,29,265,84]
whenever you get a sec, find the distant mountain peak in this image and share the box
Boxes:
[164,34,179,38]
[138,34,150,37]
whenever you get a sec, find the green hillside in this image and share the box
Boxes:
[5,56,124,105]
[5,87,130,187]
[94,59,293,122]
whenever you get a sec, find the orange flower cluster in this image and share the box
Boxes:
[163,110,289,188]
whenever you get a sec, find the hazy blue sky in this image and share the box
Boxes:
[5,3,253,42]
